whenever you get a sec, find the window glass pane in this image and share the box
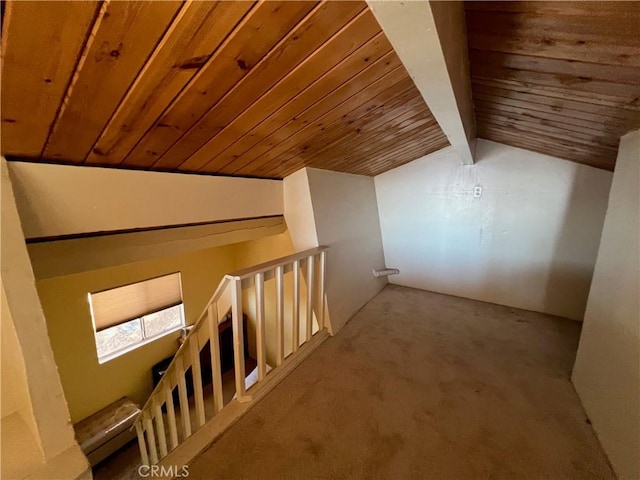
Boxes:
[142,304,184,339]
[95,318,143,358]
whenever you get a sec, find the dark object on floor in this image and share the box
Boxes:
[151,314,250,399]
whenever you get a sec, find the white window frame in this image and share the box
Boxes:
[88,274,186,364]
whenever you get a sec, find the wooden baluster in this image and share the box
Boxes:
[275,266,284,365]
[143,413,158,464]
[190,332,206,428]
[153,397,167,459]
[319,250,326,330]
[306,255,315,342]
[292,260,300,353]
[163,381,178,450]
[135,421,149,466]
[231,279,250,402]
[175,356,191,438]
[255,272,267,381]
[207,303,224,413]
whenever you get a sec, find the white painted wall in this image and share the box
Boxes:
[572,130,640,480]
[8,161,283,239]
[374,139,612,321]
[284,168,387,333]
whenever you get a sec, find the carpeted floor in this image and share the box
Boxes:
[187,284,613,479]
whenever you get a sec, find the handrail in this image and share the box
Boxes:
[133,246,329,465]
[139,276,231,413]
[227,246,328,280]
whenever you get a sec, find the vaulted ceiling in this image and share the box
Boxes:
[2,1,638,179]
[0,0,448,179]
[466,1,640,171]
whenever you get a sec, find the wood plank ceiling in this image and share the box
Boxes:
[1,1,448,179]
[466,1,640,171]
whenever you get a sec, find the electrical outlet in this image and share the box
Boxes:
[474,186,483,198]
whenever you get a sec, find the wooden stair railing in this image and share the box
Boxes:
[133,247,328,465]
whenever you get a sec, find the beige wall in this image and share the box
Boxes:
[1,280,41,446]
[35,233,294,423]
[1,157,90,479]
[284,168,388,334]
[234,233,305,364]
[374,139,612,321]
[572,130,640,479]
[8,161,283,239]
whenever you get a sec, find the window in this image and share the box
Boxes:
[89,273,185,363]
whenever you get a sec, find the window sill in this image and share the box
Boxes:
[97,324,184,365]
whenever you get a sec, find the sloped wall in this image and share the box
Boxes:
[284,168,387,333]
[572,130,640,479]
[8,161,283,239]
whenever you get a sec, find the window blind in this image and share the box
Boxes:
[90,273,182,332]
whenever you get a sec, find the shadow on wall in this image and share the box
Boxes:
[374,140,613,322]
[544,167,611,321]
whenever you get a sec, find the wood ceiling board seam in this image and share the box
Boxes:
[42,1,183,163]
[122,0,320,168]
[326,118,445,171]
[148,1,367,170]
[471,85,640,124]
[228,59,407,176]
[280,100,434,174]
[467,32,640,68]
[351,139,449,176]
[360,135,450,169]
[481,125,616,162]
[229,79,423,175]
[469,49,640,86]
[258,105,435,178]
[476,125,617,158]
[474,106,623,143]
[83,1,257,166]
[477,115,620,151]
[475,115,620,151]
[177,9,382,173]
[470,69,640,101]
[198,32,393,175]
[264,100,431,177]
[316,114,442,173]
[310,125,440,177]
[465,2,640,17]
[466,11,640,45]
[218,50,403,176]
[241,72,417,177]
[476,128,615,171]
[473,93,637,130]
[474,101,629,138]
[471,76,640,111]
[0,0,100,157]
[279,130,447,178]
[353,133,449,170]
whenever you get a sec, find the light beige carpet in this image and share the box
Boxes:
[187,285,613,479]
